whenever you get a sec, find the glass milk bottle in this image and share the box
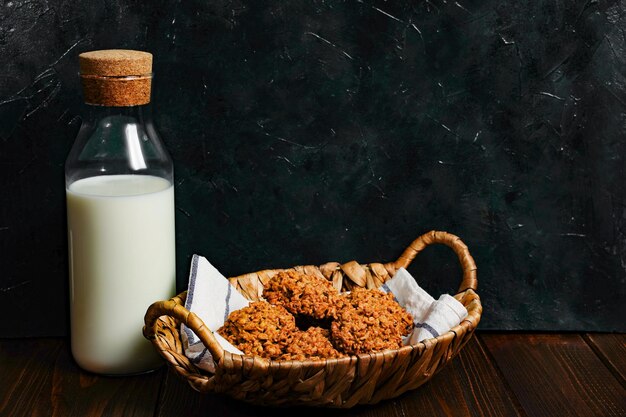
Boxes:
[65,50,175,375]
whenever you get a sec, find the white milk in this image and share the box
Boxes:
[67,174,176,374]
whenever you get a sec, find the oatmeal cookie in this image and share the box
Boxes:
[218,301,298,359]
[279,327,344,361]
[331,287,413,355]
[263,270,340,320]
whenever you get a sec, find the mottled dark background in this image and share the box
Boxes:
[1,0,625,336]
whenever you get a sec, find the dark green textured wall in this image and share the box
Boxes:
[1,0,625,336]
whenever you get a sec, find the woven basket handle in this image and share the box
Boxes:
[393,230,477,293]
[143,295,225,375]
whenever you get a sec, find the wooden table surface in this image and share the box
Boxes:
[1,333,624,417]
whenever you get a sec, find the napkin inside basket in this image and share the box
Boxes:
[182,255,468,373]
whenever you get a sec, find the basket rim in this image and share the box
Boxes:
[169,286,481,370]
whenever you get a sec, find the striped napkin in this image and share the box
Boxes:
[181,255,248,373]
[383,268,468,344]
[182,257,467,373]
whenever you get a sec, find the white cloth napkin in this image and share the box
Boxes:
[181,255,249,373]
[182,258,468,373]
[383,267,468,344]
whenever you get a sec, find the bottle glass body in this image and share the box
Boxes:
[65,102,176,375]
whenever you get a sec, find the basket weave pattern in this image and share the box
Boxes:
[144,231,482,408]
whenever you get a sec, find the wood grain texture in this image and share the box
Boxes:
[50,347,164,417]
[584,333,626,386]
[155,337,522,417]
[0,339,62,417]
[4,335,626,417]
[481,334,626,417]
[386,337,524,417]
[0,338,164,417]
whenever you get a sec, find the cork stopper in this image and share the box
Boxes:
[79,49,153,106]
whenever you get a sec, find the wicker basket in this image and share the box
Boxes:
[143,230,482,408]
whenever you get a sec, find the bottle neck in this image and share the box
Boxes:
[83,102,153,125]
